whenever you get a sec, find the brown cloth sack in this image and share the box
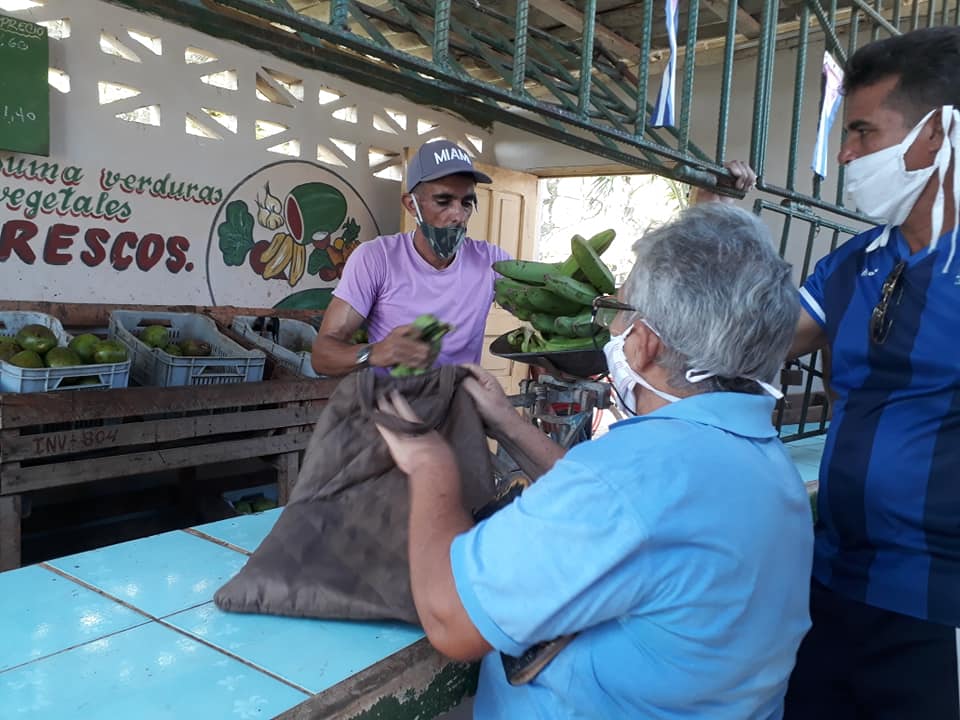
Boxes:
[214,365,498,625]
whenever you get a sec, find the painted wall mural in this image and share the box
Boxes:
[0,0,492,309]
[207,161,378,310]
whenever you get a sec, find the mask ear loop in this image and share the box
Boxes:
[929,107,955,252]
[943,107,960,273]
[410,194,426,226]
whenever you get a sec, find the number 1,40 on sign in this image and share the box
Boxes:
[1,105,36,124]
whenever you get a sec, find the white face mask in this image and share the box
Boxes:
[602,326,679,414]
[602,324,784,416]
[844,106,960,271]
[845,109,939,229]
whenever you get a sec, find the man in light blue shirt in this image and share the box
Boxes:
[375,204,813,719]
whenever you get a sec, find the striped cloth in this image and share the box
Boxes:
[651,0,679,128]
[811,51,844,177]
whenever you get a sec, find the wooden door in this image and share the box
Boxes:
[401,154,539,395]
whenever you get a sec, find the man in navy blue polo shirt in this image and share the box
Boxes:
[374,203,813,719]
[784,27,960,719]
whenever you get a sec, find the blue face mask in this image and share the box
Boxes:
[410,195,468,259]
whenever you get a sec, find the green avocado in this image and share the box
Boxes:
[92,340,129,364]
[68,333,101,364]
[45,346,82,368]
[140,325,170,348]
[0,341,22,363]
[9,350,44,368]
[15,324,57,355]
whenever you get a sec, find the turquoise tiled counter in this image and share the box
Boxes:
[0,510,476,719]
[1,434,825,719]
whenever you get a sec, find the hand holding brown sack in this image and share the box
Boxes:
[374,389,457,477]
[461,363,516,432]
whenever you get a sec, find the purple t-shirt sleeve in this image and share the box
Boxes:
[333,240,385,318]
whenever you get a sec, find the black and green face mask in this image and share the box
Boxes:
[410,195,468,259]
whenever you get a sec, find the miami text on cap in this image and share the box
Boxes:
[407,140,493,191]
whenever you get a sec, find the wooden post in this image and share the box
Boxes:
[275,448,299,506]
[0,495,22,571]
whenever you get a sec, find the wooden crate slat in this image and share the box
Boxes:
[0,300,323,329]
[0,403,324,463]
[2,432,312,493]
[0,378,338,429]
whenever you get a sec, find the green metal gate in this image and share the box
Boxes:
[111,0,954,438]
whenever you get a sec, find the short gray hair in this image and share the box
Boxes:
[621,203,798,395]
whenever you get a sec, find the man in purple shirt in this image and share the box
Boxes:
[312,139,510,375]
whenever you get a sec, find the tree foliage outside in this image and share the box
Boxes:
[537,174,688,286]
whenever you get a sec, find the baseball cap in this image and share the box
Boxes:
[406,140,492,192]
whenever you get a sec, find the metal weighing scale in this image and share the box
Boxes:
[486,330,617,490]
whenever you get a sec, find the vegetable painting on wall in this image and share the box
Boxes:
[207,160,379,310]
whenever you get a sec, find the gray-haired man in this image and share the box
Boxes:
[373,203,814,719]
[311,139,509,376]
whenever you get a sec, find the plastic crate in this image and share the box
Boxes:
[110,310,266,387]
[231,315,321,378]
[0,311,131,393]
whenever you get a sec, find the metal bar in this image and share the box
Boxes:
[678,0,701,155]
[756,181,872,224]
[911,0,920,30]
[512,0,529,94]
[778,210,794,257]
[871,0,882,40]
[330,0,349,28]
[787,4,810,191]
[634,0,653,140]
[927,0,935,26]
[578,0,597,120]
[715,0,739,162]
[432,0,451,68]
[202,0,738,186]
[893,0,902,28]
[750,0,776,172]
[758,0,778,175]
[806,0,849,65]
[850,0,901,35]
[753,199,863,237]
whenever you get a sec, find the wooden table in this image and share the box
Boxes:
[0,376,339,571]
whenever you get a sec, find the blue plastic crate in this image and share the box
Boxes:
[110,310,265,387]
[0,311,130,393]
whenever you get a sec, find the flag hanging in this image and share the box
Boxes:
[651,0,680,128]
[812,51,845,178]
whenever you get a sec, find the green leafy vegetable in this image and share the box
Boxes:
[218,200,255,266]
[308,247,334,275]
[342,217,360,244]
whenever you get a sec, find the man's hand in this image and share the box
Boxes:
[370,325,434,369]
[462,364,517,431]
[375,389,458,476]
[689,159,757,205]
[725,159,757,192]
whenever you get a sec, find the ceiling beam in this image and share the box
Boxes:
[700,0,762,39]
[527,0,642,61]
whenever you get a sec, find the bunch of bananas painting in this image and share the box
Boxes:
[259,231,308,286]
[494,230,616,354]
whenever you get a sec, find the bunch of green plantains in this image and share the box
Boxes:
[494,230,616,353]
[390,313,454,377]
